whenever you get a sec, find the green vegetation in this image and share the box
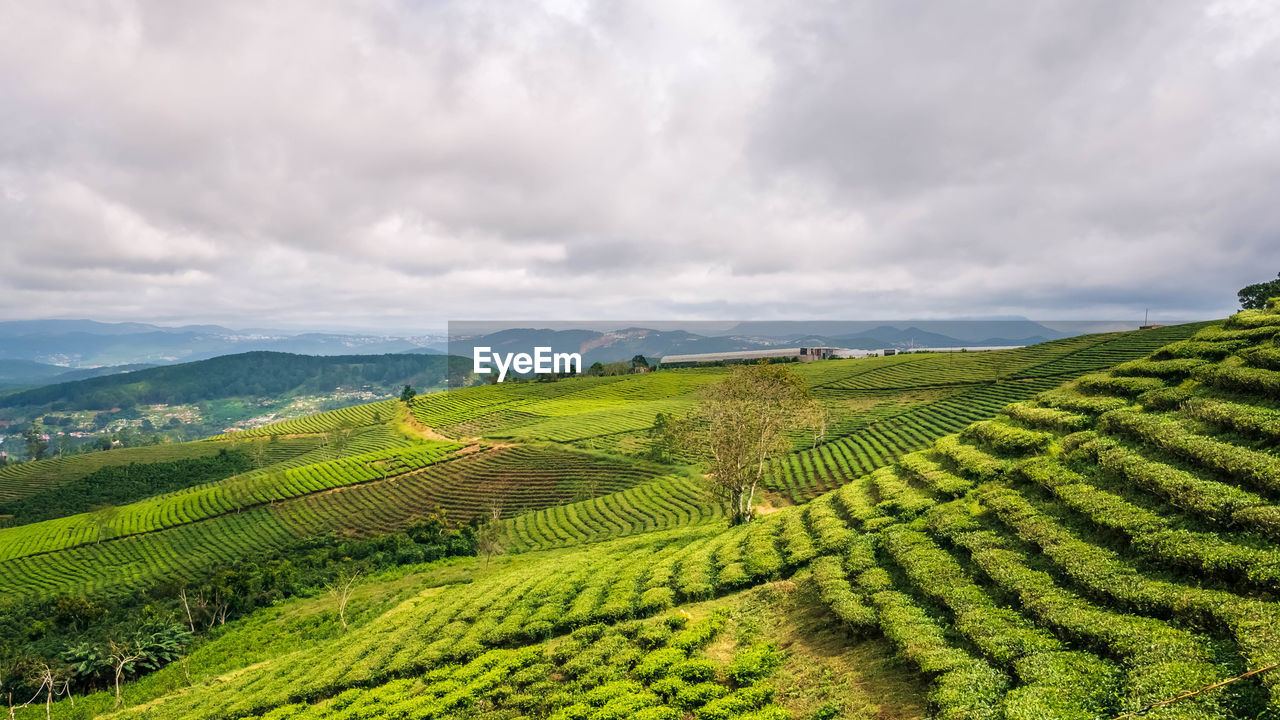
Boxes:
[9,314,1280,720]
[1239,271,1280,309]
[0,352,458,411]
[0,449,254,525]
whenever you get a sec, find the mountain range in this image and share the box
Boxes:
[0,318,1137,382]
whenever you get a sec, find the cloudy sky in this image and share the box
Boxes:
[1,0,1278,331]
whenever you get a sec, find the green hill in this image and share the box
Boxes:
[0,351,460,410]
[9,316,1280,719]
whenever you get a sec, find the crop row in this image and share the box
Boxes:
[0,441,461,562]
[226,611,785,720]
[0,445,675,599]
[1097,408,1280,496]
[502,475,724,552]
[1017,323,1208,377]
[768,379,1060,501]
[809,454,1277,717]
[0,440,244,504]
[822,334,1105,391]
[105,523,805,720]
[211,399,402,439]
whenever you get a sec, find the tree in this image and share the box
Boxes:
[631,355,650,370]
[22,423,49,462]
[26,663,70,720]
[326,570,361,632]
[250,441,267,470]
[107,641,141,710]
[477,504,504,568]
[677,364,818,525]
[806,403,830,449]
[399,384,417,403]
[587,361,605,377]
[1238,272,1280,310]
[647,412,689,463]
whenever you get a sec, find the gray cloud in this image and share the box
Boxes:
[1,0,1278,330]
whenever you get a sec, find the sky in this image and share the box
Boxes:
[1,0,1279,331]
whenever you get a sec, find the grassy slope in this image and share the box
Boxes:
[16,319,1274,719]
[0,328,1201,600]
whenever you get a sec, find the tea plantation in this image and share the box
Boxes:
[7,313,1280,720]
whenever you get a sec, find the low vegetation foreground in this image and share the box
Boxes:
[2,310,1280,719]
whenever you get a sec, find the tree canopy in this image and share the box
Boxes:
[1238,272,1280,310]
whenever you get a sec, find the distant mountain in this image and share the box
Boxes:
[0,320,445,367]
[0,359,71,388]
[44,364,156,384]
[833,326,967,349]
[0,318,1088,371]
[0,352,465,411]
[720,320,1068,344]
[0,359,149,390]
[446,327,773,367]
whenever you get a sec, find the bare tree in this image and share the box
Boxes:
[178,587,197,633]
[327,570,361,632]
[250,440,267,470]
[677,364,819,525]
[2,660,15,720]
[108,641,142,710]
[807,403,830,449]
[207,589,230,629]
[24,664,70,720]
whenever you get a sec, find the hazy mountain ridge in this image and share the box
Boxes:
[0,320,448,367]
[1,318,1102,373]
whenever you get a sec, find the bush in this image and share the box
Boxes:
[1112,358,1207,379]
[960,420,1053,456]
[671,611,728,652]
[811,556,877,631]
[1194,362,1280,399]
[726,644,782,685]
[898,452,972,495]
[634,648,687,682]
[1035,388,1130,415]
[695,684,776,720]
[1099,409,1280,495]
[933,435,1007,481]
[1074,374,1167,398]
[1001,403,1091,433]
[671,657,718,683]
[1182,397,1280,443]
[671,681,727,711]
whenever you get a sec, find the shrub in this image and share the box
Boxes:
[725,644,782,685]
[1194,363,1280,399]
[1099,409,1280,495]
[961,420,1053,456]
[1074,374,1167,398]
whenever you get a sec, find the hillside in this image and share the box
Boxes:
[0,352,470,454]
[8,317,1280,719]
[0,320,444,366]
[0,352,462,410]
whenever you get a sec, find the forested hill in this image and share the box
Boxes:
[0,351,461,410]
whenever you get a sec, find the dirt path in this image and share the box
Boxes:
[398,404,469,443]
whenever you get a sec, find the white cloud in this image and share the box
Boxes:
[0,0,1277,329]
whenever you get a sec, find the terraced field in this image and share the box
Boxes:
[13,315,1279,720]
[764,323,1210,501]
[0,439,250,503]
[79,307,1278,720]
